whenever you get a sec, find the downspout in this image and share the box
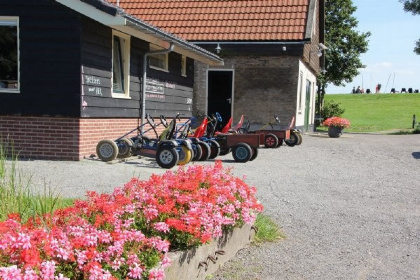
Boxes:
[141,43,174,134]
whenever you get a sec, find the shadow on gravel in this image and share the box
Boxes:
[412,152,420,159]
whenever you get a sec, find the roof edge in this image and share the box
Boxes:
[55,0,223,66]
[305,0,317,40]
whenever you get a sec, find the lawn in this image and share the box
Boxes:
[323,93,420,132]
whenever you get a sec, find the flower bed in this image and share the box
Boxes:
[0,161,263,279]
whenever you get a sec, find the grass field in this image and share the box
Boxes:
[323,93,420,132]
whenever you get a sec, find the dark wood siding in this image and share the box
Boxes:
[147,54,195,118]
[1,0,196,119]
[80,17,196,119]
[0,0,82,117]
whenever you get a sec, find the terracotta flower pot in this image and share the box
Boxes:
[328,126,343,138]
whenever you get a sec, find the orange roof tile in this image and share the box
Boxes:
[106,0,310,41]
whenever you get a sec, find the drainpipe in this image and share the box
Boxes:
[141,43,174,134]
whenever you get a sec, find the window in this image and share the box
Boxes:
[181,55,187,76]
[0,17,19,93]
[149,44,168,71]
[112,31,130,97]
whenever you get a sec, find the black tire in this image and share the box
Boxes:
[177,145,193,165]
[276,138,284,148]
[156,147,179,169]
[116,138,133,158]
[192,143,203,161]
[208,139,220,159]
[285,131,299,147]
[232,143,252,163]
[96,139,118,162]
[250,147,259,161]
[198,142,211,161]
[264,133,279,148]
[295,131,303,145]
[219,148,231,156]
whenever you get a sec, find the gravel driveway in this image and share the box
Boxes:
[13,132,420,280]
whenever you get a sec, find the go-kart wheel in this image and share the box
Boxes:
[250,147,258,161]
[264,134,279,148]
[156,147,179,169]
[177,146,193,165]
[276,138,284,148]
[296,131,303,145]
[192,144,203,161]
[219,148,231,156]
[285,131,299,147]
[96,139,118,162]
[232,143,252,163]
[116,138,133,158]
[198,142,211,161]
[208,139,220,159]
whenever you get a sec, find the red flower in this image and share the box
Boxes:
[20,248,41,269]
[323,116,350,128]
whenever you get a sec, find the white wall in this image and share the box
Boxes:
[295,60,317,129]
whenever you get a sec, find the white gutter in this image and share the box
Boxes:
[141,44,174,134]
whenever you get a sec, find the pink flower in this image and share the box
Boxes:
[128,264,143,279]
[148,268,165,280]
[153,222,170,233]
[160,254,172,268]
[0,265,23,280]
[41,261,56,280]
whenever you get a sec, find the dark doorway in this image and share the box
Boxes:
[207,70,233,130]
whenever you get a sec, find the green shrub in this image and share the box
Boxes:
[322,100,345,120]
[414,123,420,134]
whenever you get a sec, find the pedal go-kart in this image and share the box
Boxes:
[194,113,260,163]
[240,115,296,148]
[164,113,212,161]
[284,116,303,147]
[189,114,222,159]
[96,114,193,169]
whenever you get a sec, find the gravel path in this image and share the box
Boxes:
[12,133,420,279]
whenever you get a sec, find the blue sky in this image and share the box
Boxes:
[327,0,420,94]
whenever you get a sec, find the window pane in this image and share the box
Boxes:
[113,36,124,93]
[0,23,18,90]
[150,53,166,69]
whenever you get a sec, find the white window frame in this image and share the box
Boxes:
[0,17,20,93]
[149,44,169,72]
[297,71,304,113]
[181,55,187,77]
[112,30,130,98]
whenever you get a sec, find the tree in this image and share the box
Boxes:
[400,0,420,54]
[316,0,370,117]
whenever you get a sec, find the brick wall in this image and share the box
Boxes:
[0,116,166,160]
[194,56,299,127]
[0,116,80,160]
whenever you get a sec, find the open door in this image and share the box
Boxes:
[207,70,233,130]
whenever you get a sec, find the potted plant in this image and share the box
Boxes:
[322,117,350,138]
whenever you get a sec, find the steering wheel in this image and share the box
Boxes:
[274,115,281,124]
[160,115,168,127]
[146,114,155,125]
[215,112,222,122]
[175,113,185,122]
